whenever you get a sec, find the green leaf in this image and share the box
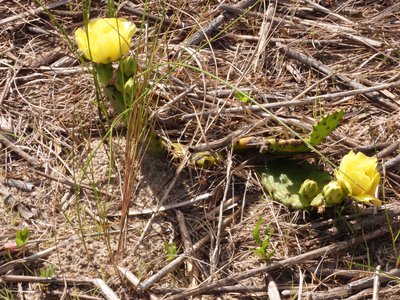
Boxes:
[261,236,270,250]
[254,247,266,258]
[253,217,263,246]
[15,228,29,248]
[309,110,345,146]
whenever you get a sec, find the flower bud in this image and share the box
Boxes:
[123,78,136,99]
[322,181,344,207]
[120,56,137,78]
[310,193,325,208]
[298,179,319,199]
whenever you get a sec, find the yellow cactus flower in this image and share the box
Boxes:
[335,151,381,206]
[75,18,136,64]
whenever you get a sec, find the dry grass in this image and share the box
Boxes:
[1,0,400,299]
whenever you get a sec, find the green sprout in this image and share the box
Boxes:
[15,228,29,248]
[39,265,55,278]
[164,242,178,261]
[252,217,275,261]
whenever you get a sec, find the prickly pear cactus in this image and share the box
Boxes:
[261,159,338,210]
[103,86,126,116]
[308,110,345,146]
[234,110,344,154]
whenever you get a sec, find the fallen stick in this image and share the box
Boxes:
[309,268,400,300]
[165,228,388,300]
[302,0,353,25]
[384,154,400,171]
[0,274,92,286]
[152,282,318,295]
[176,210,200,287]
[107,192,213,217]
[0,246,57,274]
[377,141,399,159]
[0,132,40,166]
[185,0,259,46]
[220,4,381,47]
[92,278,120,300]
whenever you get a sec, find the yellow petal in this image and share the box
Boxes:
[368,172,380,195]
[338,151,355,171]
[352,194,382,206]
[75,18,136,64]
[336,170,352,195]
[348,171,373,195]
[75,28,90,59]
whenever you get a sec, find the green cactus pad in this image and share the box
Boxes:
[309,110,345,146]
[263,138,310,153]
[146,131,167,157]
[234,111,343,154]
[261,159,332,210]
[103,86,126,115]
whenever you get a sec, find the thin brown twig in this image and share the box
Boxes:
[0,132,41,166]
[185,0,259,46]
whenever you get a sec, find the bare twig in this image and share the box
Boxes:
[310,268,400,300]
[384,154,400,171]
[0,246,57,274]
[377,141,399,159]
[372,265,381,300]
[185,0,259,46]
[176,210,200,287]
[0,275,92,286]
[0,132,41,165]
[302,0,354,25]
[92,278,119,300]
[266,274,281,300]
[107,192,213,217]
[120,2,185,28]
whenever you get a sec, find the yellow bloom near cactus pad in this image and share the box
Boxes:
[335,151,381,205]
[75,18,136,64]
